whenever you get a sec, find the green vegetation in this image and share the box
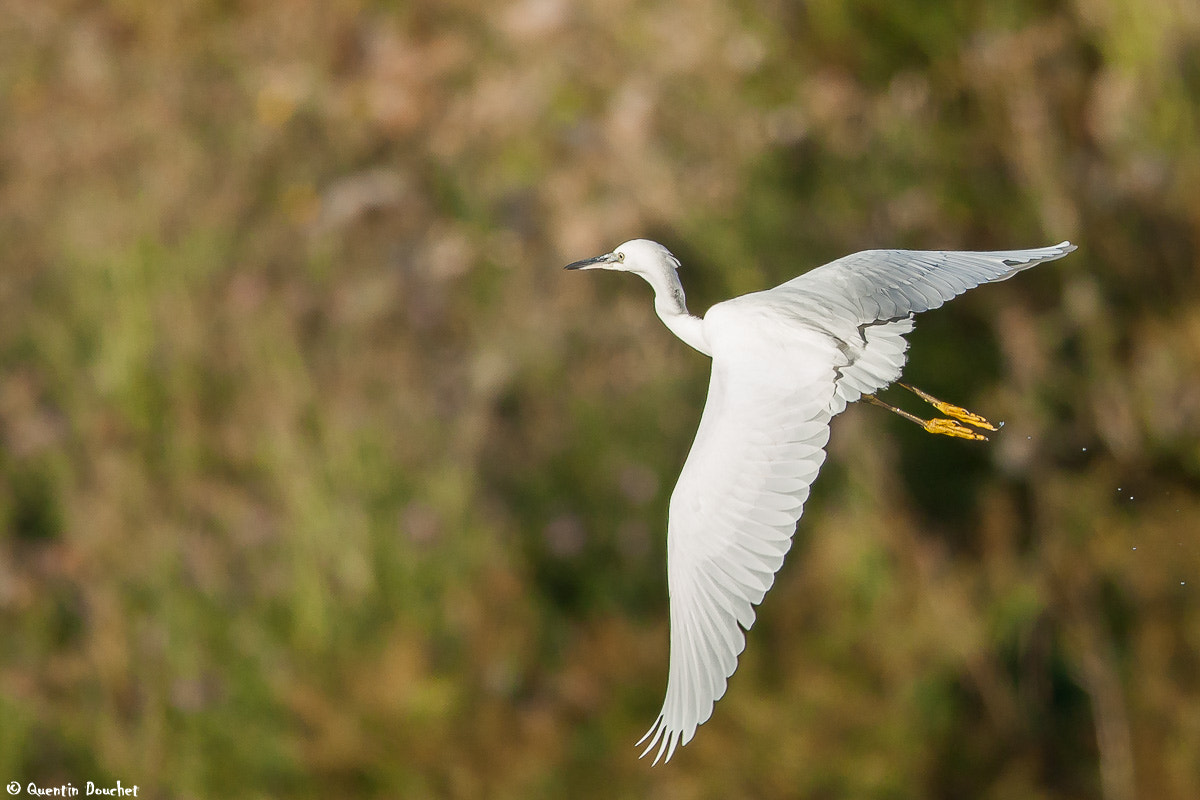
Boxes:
[2,1,1199,797]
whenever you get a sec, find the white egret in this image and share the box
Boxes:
[565,238,1076,763]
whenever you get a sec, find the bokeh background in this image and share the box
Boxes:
[3,0,1200,797]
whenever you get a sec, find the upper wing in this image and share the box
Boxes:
[778,242,1075,323]
[769,242,1075,413]
[639,306,842,763]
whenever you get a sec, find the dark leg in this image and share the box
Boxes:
[898,383,1001,432]
[862,394,990,441]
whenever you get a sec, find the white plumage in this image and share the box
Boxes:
[565,238,1076,763]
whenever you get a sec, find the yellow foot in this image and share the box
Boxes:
[863,394,990,442]
[899,383,1000,431]
[923,417,990,441]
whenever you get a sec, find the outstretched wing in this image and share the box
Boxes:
[639,306,843,763]
[771,242,1075,413]
[780,242,1075,322]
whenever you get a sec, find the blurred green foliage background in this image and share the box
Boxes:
[3,0,1200,797]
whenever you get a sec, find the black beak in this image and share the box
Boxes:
[564,252,619,270]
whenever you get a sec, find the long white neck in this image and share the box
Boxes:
[643,267,710,356]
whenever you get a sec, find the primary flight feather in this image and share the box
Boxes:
[565,238,1075,763]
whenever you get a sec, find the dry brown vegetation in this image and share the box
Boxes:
[3,0,1200,797]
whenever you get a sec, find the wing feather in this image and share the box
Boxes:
[770,243,1076,413]
[780,242,1075,322]
[640,307,841,763]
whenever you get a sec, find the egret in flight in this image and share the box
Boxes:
[565,238,1075,763]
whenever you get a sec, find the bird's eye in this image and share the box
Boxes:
[616,252,625,262]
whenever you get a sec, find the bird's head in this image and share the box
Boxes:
[564,239,681,278]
